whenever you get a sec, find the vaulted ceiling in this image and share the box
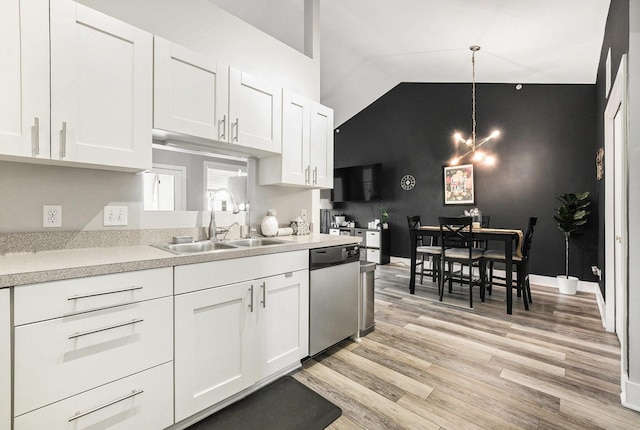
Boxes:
[209,0,611,126]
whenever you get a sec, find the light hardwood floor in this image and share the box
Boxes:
[292,263,640,430]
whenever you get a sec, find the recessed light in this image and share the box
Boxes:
[515,84,523,90]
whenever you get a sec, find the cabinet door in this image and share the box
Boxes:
[309,103,334,188]
[174,281,255,421]
[0,289,10,430]
[256,270,309,379]
[0,0,50,159]
[229,67,281,154]
[280,90,310,185]
[154,37,229,142]
[50,0,152,170]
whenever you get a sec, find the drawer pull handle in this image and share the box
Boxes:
[68,286,143,301]
[68,389,144,422]
[68,318,144,339]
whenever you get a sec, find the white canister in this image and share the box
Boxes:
[261,209,279,237]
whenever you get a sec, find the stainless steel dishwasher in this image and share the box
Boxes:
[309,244,360,356]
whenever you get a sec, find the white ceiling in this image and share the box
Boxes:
[209,0,611,126]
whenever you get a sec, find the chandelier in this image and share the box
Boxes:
[450,45,500,166]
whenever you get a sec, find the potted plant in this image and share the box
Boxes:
[379,206,389,229]
[553,192,590,294]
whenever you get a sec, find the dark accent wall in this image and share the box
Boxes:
[331,83,599,281]
[595,0,630,296]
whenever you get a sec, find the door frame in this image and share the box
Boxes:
[604,55,628,381]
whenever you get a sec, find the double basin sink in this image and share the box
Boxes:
[154,238,287,255]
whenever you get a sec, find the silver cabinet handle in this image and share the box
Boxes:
[304,167,310,185]
[313,167,318,185]
[218,115,226,140]
[68,389,144,422]
[249,284,254,312]
[68,318,143,339]
[260,282,266,308]
[31,117,40,156]
[68,286,143,301]
[60,121,67,158]
[233,118,239,142]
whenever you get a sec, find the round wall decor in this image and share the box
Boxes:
[400,174,415,190]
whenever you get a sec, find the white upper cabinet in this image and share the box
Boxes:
[50,0,153,170]
[259,89,333,188]
[152,43,282,157]
[229,67,282,154]
[0,0,50,159]
[309,102,334,188]
[153,37,229,142]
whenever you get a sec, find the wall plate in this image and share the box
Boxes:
[43,205,62,228]
[104,206,128,226]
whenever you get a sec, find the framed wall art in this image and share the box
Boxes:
[443,164,475,205]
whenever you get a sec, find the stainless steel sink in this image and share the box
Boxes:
[227,238,286,247]
[153,240,238,255]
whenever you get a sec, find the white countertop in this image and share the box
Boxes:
[0,234,361,288]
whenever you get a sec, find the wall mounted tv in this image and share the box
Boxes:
[331,163,383,202]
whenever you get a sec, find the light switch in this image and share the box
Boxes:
[104,206,128,226]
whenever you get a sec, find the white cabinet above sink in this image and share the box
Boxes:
[153,37,282,158]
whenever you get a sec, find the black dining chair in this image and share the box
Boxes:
[407,216,441,284]
[484,217,537,310]
[438,216,486,308]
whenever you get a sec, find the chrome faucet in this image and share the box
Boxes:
[209,188,240,241]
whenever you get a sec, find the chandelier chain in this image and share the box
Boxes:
[471,49,477,150]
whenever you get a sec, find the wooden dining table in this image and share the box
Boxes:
[409,226,524,314]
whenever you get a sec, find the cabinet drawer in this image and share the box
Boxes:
[14,296,173,415]
[14,268,172,325]
[354,229,366,246]
[14,362,173,430]
[175,250,307,294]
[366,231,380,248]
[367,249,381,264]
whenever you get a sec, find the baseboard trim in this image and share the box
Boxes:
[622,374,640,412]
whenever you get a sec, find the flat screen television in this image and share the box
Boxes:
[331,163,383,202]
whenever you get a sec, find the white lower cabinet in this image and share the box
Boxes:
[174,252,309,422]
[12,268,174,429]
[257,270,309,377]
[174,280,254,421]
[14,296,173,416]
[14,362,173,430]
[0,289,10,430]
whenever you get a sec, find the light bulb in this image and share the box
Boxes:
[450,157,460,166]
[484,155,496,166]
[472,151,485,162]
[491,130,500,138]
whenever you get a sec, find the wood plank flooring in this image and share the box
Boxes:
[292,263,640,430]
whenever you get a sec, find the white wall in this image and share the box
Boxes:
[0,0,322,234]
[626,0,640,410]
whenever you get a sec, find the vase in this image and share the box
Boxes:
[261,209,279,237]
[557,275,578,295]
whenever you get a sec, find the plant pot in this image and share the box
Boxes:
[557,275,579,295]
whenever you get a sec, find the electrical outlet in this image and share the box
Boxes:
[43,205,62,228]
[103,206,128,226]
